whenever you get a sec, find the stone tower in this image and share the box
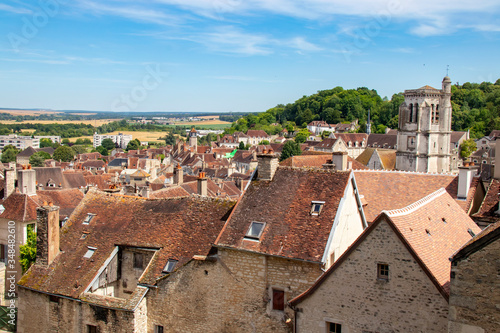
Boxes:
[189,127,198,150]
[396,77,452,173]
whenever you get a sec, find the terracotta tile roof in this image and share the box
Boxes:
[149,185,190,198]
[489,130,500,138]
[383,189,480,295]
[334,133,368,144]
[450,131,467,144]
[246,130,270,138]
[17,146,37,157]
[472,179,500,223]
[418,85,438,90]
[82,160,105,169]
[357,148,396,170]
[452,221,500,262]
[215,167,352,262]
[290,189,479,305]
[279,155,367,170]
[35,167,86,189]
[83,174,113,190]
[0,189,84,221]
[130,169,150,178]
[354,170,478,223]
[19,191,235,300]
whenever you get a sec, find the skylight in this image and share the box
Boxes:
[83,213,95,225]
[83,247,96,258]
[311,201,325,216]
[163,259,178,273]
[245,222,266,240]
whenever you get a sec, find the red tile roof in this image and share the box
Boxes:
[279,154,368,170]
[472,179,500,223]
[19,190,235,300]
[215,167,352,262]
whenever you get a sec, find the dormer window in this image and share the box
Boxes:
[163,259,178,273]
[311,201,325,216]
[245,222,266,240]
[83,247,96,258]
[83,213,95,225]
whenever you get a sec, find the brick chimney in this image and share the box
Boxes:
[457,164,478,200]
[332,151,348,171]
[36,203,60,267]
[257,152,279,181]
[174,164,183,186]
[3,168,16,200]
[198,172,207,196]
[18,164,36,196]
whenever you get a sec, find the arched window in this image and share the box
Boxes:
[414,103,419,123]
[409,104,413,122]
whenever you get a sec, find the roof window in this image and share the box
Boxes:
[83,213,95,225]
[83,247,96,258]
[245,222,266,240]
[311,201,325,216]
[163,259,178,273]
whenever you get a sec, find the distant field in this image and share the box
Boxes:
[70,130,169,143]
[167,123,231,130]
[0,109,63,116]
[0,119,120,125]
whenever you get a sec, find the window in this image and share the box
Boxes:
[245,222,266,240]
[163,259,178,273]
[311,201,325,216]
[377,263,389,280]
[83,213,95,225]
[87,325,98,333]
[407,136,416,148]
[328,322,342,333]
[272,289,285,311]
[84,247,96,259]
[134,253,144,269]
[155,325,164,333]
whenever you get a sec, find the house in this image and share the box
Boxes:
[16,146,38,165]
[279,152,368,170]
[307,121,335,135]
[366,133,397,149]
[290,189,481,333]
[355,148,396,170]
[246,130,271,145]
[17,190,236,333]
[333,133,368,158]
[313,137,348,154]
[448,221,500,333]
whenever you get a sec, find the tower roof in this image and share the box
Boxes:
[418,85,438,90]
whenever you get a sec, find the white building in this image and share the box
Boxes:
[0,134,40,150]
[93,132,132,149]
[34,136,61,144]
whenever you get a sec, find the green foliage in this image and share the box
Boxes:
[164,132,176,146]
[96,146,108,156]
[1,145,19,163]
[29,151,51,167]
[321,131,331,139]
[259,140,270,145]
[126,138,141,151]
[294,129,310,144]
[20,224,36,273]
[101,138,116,150]
[53,146,75,162]
[71,145,88,154]
[460,139,477,159]
[40,138,55,148]
[238,141,246,150]
[280,141,302,161]
[61,138,70,145]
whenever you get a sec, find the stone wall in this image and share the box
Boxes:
[147,248,322,333]
[295,219,449,333]
[448,237,500,333]
[17,287,140,333]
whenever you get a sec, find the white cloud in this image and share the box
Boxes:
[0,4,32,14]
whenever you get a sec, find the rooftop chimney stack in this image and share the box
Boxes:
[18,164,36,196]
[198,172,207,196]
[457,164,478,200]
[4,168,16,200]
[174,164,183,186]
[257,152,279,181]
[332,151,348,171]
[141,186,151,198]
[36,204,60,267]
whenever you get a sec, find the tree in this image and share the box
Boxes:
[62,138,70,145]
[259,140,270,145]
[294,128,310,144]
[460,139,477,159]
[40,138,54,148]
[126,138,141,151]
[164,132,176,146]
[71,145,88,154]
[53,146,75,162]
[238,141,246,150]
[1,144,19,163]
[280,140,302,161]
[96,146,108,156]
[29,151,51,167]
[101,138,116,151]
[20,224,36,273]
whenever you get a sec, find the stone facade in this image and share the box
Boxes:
[396,77,453,173]
[293,219,449,333]
[147,248,322,333]
[448,228,500,333]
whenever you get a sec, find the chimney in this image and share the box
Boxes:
[457,165,478,200]
[4,168,16,199]
[150,167,157,180]
[228,165,235,177]
[36,203,60,267]
[18,165,37,196]
[197,172,207,196]
[494,137,500,179]
[141,186,151,198]
[332,151,348,171]
[257,152,279,181]
[174,164,183,186]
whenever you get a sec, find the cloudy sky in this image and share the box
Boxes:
[1,0,499,112]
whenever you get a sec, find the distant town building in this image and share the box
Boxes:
[93,132,132,149]
[34,135,61,144]
[396,76,453,173]
[0,134,39,150]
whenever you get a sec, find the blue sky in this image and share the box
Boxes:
[1,0,499,113]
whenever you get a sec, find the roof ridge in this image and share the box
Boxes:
[382,188,447,217]
[382,187,447,217]
[354,169,456,176]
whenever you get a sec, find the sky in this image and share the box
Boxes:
[1,0,500,113]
